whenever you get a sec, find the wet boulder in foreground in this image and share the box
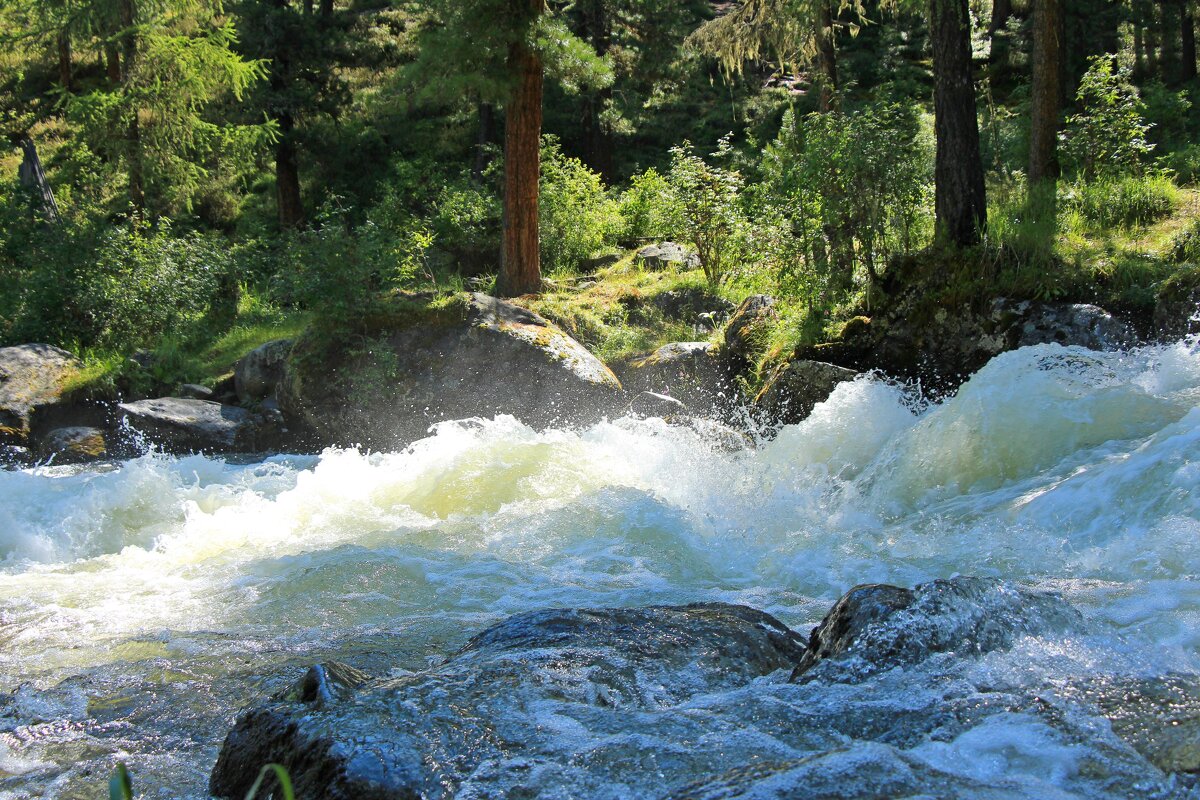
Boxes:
[209,603,806,800]
[118,397,268,454]
[279,293,623,449]
[791,576,1086,682]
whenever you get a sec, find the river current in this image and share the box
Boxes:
[1,341,1199,798]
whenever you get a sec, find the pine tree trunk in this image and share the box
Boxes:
[497,0,545,298]
[105,42,121,84]
[988,0,1013,83]
[119,0,144,211]
[1162,0,1180,81]
[988,0,1012,33]
[1184,0,1198,80]
[1029,0,1063,186]
[580,0,613,178]
[56,31,72,91]
[276,114,304,229]
[815,1,839,112]
[929,0,987,247]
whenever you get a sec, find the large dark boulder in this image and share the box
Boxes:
[279,293,622,449]
[210,603,806,800]
[118,398,267,454]
[754,359,858,426]
[791,577,1085,683]
[0,344,82,447]
[234,339,293,404]
[618,342,736,417]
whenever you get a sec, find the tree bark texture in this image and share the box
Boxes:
[105,42,121,84]
[1161,0,1181,81]
[497,0,545,298]
[56,31,73,91]
[1184,0,1198,81]
[276,114,304,229]
[1029,0,1063,185]
[929,0,987,246]
[815,1,839,112]
[119,0,145,210]
[580,0,613,178]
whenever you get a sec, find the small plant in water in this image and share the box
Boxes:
[108,762,295,800]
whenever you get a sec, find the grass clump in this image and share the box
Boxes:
[1066,173,1180,229]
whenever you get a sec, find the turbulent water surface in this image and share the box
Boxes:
[2,342,1200,798]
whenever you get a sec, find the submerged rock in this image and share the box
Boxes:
[0,344,82,447]
[791,577,1086,683]
[118,398,265,454]
[209,603,806,799]
[280,293,622,449]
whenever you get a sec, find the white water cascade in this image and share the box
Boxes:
[2,341,1199,798]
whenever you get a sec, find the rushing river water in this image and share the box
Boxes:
[2,341,1200,798]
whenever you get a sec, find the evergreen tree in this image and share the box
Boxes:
[1028,0,1064,188]
[411,0,610,296]
[928,0,986,246]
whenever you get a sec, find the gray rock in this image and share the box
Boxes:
[619,342,735,417]
[279,293,622,449]
[1153,269,1200,340]
[118,398,263,454]
[628,390,689,417]
[209,604,806,800]
[720,295,778,368]
[234,339,293,404]
[636,242,700,271]
[791,577,1086,683]
[581,252,621,273]
[648,288,736,323]
[177,383,214,401]
[36,426,107,464]
[0,344,82,447]
[754,360,858,426]
[993,299,1136,351]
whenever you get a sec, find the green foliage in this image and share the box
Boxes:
[1065,172,1180,229]
[1172,219,1200,264]
[539,138,620,273]
[617,167,680,244]
[274,201,433,326]
[1062,55,1154,179]
[666,136,746,287]
[245,762,296,800]
[0,191,237,350]
[428,181,501,270]
[758,101,932,302]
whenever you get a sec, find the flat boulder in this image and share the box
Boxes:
[279,293,622,449]
[754,359,858,426]
[118,398,264,454]
[210,603,806,800]
[0,344,81,447]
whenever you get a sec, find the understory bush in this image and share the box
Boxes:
[539,137,620,273]
[616,167,680,244]
[757,101,932,303]
[666,136,746,287]
[1062,55,1155,178]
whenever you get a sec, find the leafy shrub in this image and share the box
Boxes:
[275,200,432,325]
[1162,143,1200,185]
[428,182,500,271]
[0,192,238,349]
[1062,55,1154,178]
[666,136,746,287]
[616,167,680,244]
[1066,172,1179,228]
[539,138,620,273]
[758,101,932,301]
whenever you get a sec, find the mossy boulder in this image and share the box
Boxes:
[0,344,83,447]
[753,359,858,427]
[280,293,623,449]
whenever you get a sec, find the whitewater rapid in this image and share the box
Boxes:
[1,341,1199,798]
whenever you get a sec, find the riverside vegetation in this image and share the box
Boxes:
[0,0,1197,409]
